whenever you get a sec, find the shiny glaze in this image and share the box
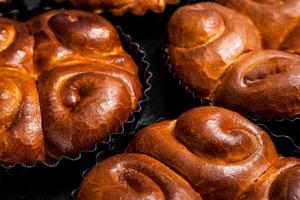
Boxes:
[127,106,278,200]
[214,50,300,118]
[38,64,141,158]
[79,106,300,200]
[57,0,180,16]
[0,17,34,75]
[0,10,142,164]
[168,2,300,118]
[219,0,300,51]
[78,154,202,200]
[240,157,300,200]
[0,68,43,164]
[168,2,261,98]
[27,9,138,77]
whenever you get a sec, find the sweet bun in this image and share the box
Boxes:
[56,0,180,16]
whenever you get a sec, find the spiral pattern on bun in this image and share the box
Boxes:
[38,64,141,158]
[0,10,143,164]
[168,2,261,98]
[218,0,300,50]
[27,9,137,76]
[127,106,278,200]
[56,0,180,16]
[168,2,300,118]
[0,68,43,165]
[214,50,300,118]
[240,157,300,200]
[79,106,300,200]
[78,154,202,200]
[0,18,34,74]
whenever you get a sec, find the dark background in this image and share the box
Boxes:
[0,0,299,199]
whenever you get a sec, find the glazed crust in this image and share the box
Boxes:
[218,0,300,51]
[239,157,300,200]
[0,68,43,165]
[27,9,138,77]
[79,106,300,200]
[0,17,34,75]
[77,154,202,200]
[127,106,278,200]
[168,2,300,118]
[0,10,142,164]
[168,2,261,98]
[38,64,141,158]
[214,50,300,118]
[57,0,180,16]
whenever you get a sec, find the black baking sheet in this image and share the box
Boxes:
[0,0,299,199]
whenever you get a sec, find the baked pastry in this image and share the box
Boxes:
[0,18,43,165]
[168,2,261,98]
[168,2,300,118]
[214,50,300,118]
[127,106,279,200]
[27,9,138,77]
[0,17,34,74]
[0,10,142,164]
[38,63,142,158]
[239,157,300,200]
[78,154,202,200]
[78,106,300,200]
[56,0,180,16]
[0,68,43,165]
[218,0,300,52]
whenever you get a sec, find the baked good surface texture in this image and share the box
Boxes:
[78,106,300,200]
[0,9,142,165]
[218,0,300,52]
[168,2,300,118]
[56,0,180,15]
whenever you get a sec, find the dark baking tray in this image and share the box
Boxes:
[0,0,299,199]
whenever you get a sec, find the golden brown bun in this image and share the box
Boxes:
[0,17,34,75]
[214,50,300,118]
[218,0,300,52]
[79,106,300,199]
[0,68,43,165]
[168,2,261,99]
[239,157,300,200]
[57,0,180,16]
[77,153,202,200]
[127,106,278,200]
[27,9,138,77]
[0,10,142,164]
[38,64,142,158]
[168,2,300,118]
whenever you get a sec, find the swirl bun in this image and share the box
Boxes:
[168,2,300,118]
[218,0,300,50]
[78,154,202,200]
[38,64,141,158]
[0,18,34,74]
[56,0,180,16]
[127,106,278,200]
[0,68,43,165]
[240,158,300,200]
[79,106,300,200]
[214,50,300,118]
[27,9,137,76]
[0,10,143,164]
[168,2,261,98]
